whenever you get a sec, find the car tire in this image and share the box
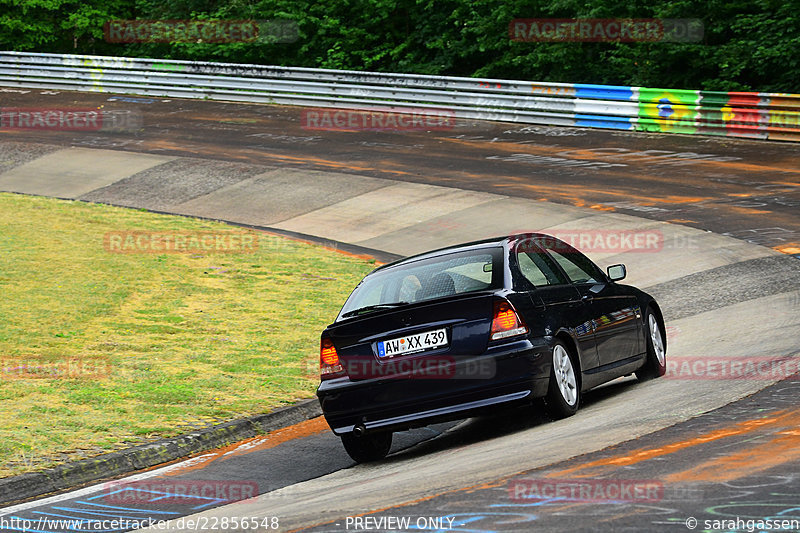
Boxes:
[341,431,392,463]
[635,308,667,381]
[544,340,580,419]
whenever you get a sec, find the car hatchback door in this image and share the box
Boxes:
[536,238,642,367]
[513,241,600,372]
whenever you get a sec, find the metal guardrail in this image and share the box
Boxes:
[1,51,799,141]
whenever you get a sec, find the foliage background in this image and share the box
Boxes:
[0,0,796,92]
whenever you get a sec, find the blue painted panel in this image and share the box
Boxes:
[575,114,634,129]
[575,84,634,101]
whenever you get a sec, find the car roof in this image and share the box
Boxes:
[370,232,551,273]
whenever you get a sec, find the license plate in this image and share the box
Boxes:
[377,328,448,358]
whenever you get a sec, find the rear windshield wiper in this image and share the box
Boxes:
[341,302,410,318]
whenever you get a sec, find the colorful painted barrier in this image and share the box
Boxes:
[633,88,800,141]
[0,51,798,142]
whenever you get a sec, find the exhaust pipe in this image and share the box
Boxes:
[353,424,366,437]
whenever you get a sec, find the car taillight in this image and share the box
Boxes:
[490,300,528,340]
[320,337,344,379]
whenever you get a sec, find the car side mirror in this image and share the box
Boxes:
[607,264,626,282]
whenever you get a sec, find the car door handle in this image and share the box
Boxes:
[581,294,593,302]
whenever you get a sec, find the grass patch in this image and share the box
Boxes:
[0,193,376,477]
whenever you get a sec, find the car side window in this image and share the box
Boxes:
[517,250,568,286]
[546,248,601,284]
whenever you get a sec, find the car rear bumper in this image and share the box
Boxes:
[317,337,553,435]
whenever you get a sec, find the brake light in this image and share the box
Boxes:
[491,300,528,340]
[320,337,344,378]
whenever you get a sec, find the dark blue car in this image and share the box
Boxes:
[317,233,667,462]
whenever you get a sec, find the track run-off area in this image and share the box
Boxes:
[0,88,799,532]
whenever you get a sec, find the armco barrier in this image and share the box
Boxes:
[1,51,798,141]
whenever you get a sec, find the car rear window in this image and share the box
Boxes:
[338,247,503,319]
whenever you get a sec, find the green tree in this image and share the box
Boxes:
[0,0,797,92]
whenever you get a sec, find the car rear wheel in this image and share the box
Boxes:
[636,308,667,381]
[544,341,580,419]
[341,431,392,463]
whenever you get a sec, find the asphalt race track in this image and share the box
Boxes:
[301,377,800,533]
[1,90,799,254]
[0,88,799,533]
[3,380,800,532]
